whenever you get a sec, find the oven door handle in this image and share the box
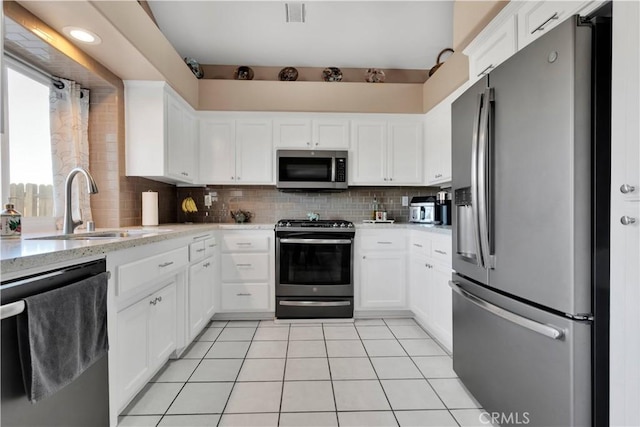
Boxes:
[279,238,352,244]
[279,300,351,307]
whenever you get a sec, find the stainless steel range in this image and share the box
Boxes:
[275,219,355,319]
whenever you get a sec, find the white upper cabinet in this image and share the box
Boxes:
[517,1,592,50]
[199,119,236,184]
[198,117,273,185]
[466,15,518,83]
[424,100,452,185]
[387,121,424,184]
[124,81,197,184]
[466,1,604,84]
[350,121,387,184]
[350,118,423,185]
[274,118,349,150]
[235,120,274,184]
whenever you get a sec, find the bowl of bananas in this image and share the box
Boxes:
[181,196,198,222]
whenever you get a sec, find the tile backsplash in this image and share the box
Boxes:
[175,186,441,225]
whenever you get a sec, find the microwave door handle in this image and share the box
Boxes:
[470,92,485,268]
[331,157,336,182]
[477,88,494,269]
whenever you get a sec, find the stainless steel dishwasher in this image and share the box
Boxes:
[1,259,110,427]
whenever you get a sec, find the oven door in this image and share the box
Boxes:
[276,232,353,297]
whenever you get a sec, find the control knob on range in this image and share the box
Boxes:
[340,223,346,228]
[347,223,354,228]
[332,222,339,228]
[286,222,291,227]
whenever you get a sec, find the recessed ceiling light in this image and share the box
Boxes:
[62,26,102,45]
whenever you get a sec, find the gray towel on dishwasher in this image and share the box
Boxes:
[16,271,109,403]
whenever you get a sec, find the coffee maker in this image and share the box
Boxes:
[435,191,452,225]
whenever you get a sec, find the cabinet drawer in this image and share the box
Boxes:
[204,238,217,257]
[189,241,206,261]
[221,235,270,252]
[360,233,406,251]
[118,247,188,296]
[221,253,270,282]
[410,233,432,257]
[221,284,269,311]
[431,235,452,266]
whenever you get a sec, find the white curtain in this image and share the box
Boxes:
[49,78,91,230]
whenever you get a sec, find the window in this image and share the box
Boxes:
[4,61,53,218]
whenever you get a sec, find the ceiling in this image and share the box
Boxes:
[146,1,454,70]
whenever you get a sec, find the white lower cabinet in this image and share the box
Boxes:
[408,231,453,352]
[357,230,407,309]
[188,256,216,341]
[116,280,177,411]
[219,230,274,313]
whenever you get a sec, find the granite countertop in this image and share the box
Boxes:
[1,221,449,276]
[0,223,276,275]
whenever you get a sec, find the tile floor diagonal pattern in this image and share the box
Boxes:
[119,318,488,427]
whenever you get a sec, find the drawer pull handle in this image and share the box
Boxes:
[413,243,423,248]
[196,248,205,253]
[434,249,447,255]
[236,264,253,267]
[203,262,211,268]
[236,242,252,246]
[531,12,559,34]
[237,293,252,297]
[149,296,162,305]
[477,64,494,77]
[193,234,209,240]
[377,241,392,244]
[208,244,216,248]
[158,261,174,268]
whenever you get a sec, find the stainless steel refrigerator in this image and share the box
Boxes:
[451,12,611,427]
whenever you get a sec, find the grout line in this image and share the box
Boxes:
[355,324,400,427]
[276,325,291,426]
[215,324,260,427]
[323,323,340,426]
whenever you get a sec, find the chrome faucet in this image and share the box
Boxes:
[63,167,99,234]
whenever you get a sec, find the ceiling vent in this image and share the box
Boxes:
[285,3,306,23]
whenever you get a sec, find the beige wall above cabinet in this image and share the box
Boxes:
[124,81,198,184]
[273,118,350,150]
[198,116,274,185]
[350,118,424,185]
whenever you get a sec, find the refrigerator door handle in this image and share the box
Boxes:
[449,281,565,340]
[470,92,485,268]
[477,87,494,269]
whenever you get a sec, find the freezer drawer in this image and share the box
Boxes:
[451,275,591,427]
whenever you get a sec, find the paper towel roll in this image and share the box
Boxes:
[142,191,158,226]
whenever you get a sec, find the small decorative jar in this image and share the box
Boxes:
[1,203,22,239]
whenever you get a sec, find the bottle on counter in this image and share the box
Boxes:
[1,203,22,239]
[372,195,378,220]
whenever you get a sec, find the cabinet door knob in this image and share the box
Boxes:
[620,184,636,194]
[621,216,636,225]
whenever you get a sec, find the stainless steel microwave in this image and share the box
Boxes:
[276,149,348,191]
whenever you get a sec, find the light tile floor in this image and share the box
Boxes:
[119,318,487,427]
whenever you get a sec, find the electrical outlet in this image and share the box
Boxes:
[209,192,218,202]
[204,195,212,207]
[402,196,409,206]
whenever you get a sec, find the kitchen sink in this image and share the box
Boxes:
[27,230,161,241]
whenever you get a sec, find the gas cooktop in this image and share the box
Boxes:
[276,219,354,229]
